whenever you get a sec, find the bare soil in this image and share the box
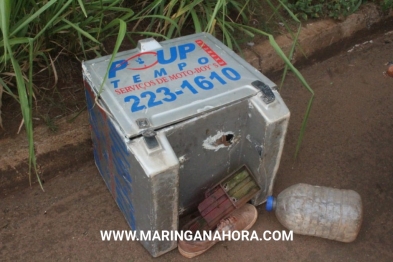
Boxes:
[1,30,393,261]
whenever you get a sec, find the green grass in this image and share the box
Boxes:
[280,0,363,20]
[0,0,134,189]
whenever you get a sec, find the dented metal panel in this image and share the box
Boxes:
[83,33,290,257]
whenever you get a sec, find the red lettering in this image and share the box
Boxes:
[169,75,178,80]
[125,86,133,92]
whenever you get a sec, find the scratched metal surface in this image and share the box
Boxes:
[85,83,179,257]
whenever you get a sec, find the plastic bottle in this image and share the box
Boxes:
[266,183,363,242]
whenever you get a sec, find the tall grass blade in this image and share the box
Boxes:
[6,41,43,189]
[97,18,126,97]
[190,9,202,32]
[268,33,314,157]
[0,0,11,62]
[236,24,314,157]
[0,78,18,100]
[27,38,42,189]
[0,84,2,128]
[33,0,73,41]
[0,37,30,48]
[61,18,100,44]
[129,32,169,39]
[205,0,224,33]
[77,0,87,17]
[129,14,180,33]
[10,0,58,37]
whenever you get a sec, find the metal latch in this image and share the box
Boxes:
[251,80,275,104]
[142,129,159,149]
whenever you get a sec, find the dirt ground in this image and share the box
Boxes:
[1,30,393,261]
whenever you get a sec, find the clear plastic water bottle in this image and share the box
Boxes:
[266,183,363,242]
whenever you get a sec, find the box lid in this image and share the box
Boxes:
[82,33,276,138]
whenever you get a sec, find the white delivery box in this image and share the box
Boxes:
[82,33,290,257]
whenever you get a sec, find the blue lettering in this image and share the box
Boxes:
[178,43,195,60]
[154,68,167,78]
[133,74,141,83]
[157,46,177,64]
[109,60,127,78]
[178,62,187,71]
[157,43,196,65]
[222,67,241,81]
[111,80,120,88]
[198,57,209,65]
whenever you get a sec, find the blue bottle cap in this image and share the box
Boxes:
[266,196,275,211]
